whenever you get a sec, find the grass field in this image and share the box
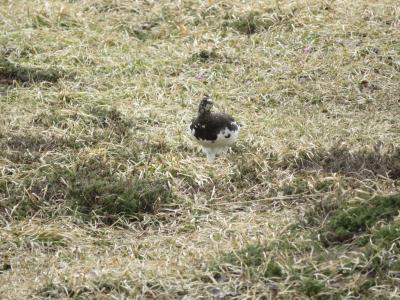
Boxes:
[1,0,399,298]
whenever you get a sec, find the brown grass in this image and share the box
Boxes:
[0,0,399,298]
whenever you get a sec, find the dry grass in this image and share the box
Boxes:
[0,0,399,298]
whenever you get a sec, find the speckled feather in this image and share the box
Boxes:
[189,96,240,162]
[190,112,239,142]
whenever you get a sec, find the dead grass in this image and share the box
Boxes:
[0,0,399,299]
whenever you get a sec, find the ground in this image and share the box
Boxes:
[0,0,399,299]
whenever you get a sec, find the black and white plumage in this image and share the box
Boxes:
[189,95,240,162]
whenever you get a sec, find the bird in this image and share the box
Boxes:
[189,95,240,162]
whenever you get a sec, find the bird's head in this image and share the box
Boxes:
[198,95,213,114]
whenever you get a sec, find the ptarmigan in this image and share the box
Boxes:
[189,95,240,162]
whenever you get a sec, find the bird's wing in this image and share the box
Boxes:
[211,113,240,131]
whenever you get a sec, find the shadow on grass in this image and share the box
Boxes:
[0,133,76,165]
[2,134,66,152]
[0,58,71,85]
[280,144,400,179]
[33,106,134,136]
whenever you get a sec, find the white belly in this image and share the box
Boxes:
[190,126,240,148]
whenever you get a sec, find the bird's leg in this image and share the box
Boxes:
[207,152,216,163]
[202,147,216,163]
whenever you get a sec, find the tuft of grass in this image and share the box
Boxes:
[122,21,159,41]
[0,263,12,274]
[223,9,295,35]
[301,194,344,227]
[369,222,400,248]
[230,156,264,188]
[31,230,69,247]
[320,194,400,246]
[37,283,85,299]
[68,157,174,221]
[299,277,326,297]
[31,11,80,29]
[281,178,309,195]
[263,261,283,278]
[70,175,173,222]
[191,49,220,63]
[87,106,133,136]
[223,12,272,35]
[220,244,266,268]
[37,276,157,299]
[340,220,400,279]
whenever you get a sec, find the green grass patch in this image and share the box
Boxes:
[299,277,326,298]
[263,261,283,278]
[70,175,173,222]
[223,12,273,35]
[369,222,400,248]
[210,202,400,298]
[69,157,174,222]
[220,244,266,268]
[320,194,400,246]
[222,9,295,35]
[1,155,174,223]
[281,178,310,195]
[352,221,400,276]
[213,241,331,297]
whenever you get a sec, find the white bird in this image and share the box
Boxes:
[189,95,240,162]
